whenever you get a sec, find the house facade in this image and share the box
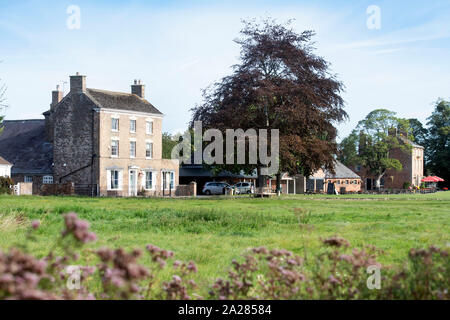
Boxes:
[0,156,12,177]
[0,73,178,196]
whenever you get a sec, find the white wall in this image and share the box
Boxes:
[0,165,12,178]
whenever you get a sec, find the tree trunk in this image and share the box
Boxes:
[276,173,281,196]
[257,167,268,189]
[375,171,386,191]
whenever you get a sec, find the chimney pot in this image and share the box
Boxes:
[51,85,63,110]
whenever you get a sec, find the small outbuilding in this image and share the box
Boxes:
[323,161,362,194]
[303,160,362,194]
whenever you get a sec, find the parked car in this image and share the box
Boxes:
[202,182,232,195]
[234,182,254,194]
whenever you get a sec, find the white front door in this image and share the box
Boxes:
[129,170,137,196]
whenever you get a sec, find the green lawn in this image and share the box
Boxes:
[0,192,449,289]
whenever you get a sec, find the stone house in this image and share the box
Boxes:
[353,135,424,190]
[0,73,179,196]
[0,156,12,177]
[45,73,179,196]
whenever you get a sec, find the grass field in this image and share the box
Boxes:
[1,192,449,290]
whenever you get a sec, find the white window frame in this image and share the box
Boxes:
[130,140,136,158]
[24,176,33,183]
[130,119,136,133]
[111,116,120,132]
[161,170,176,190]
[146,119,153,135]
[107,170,123,191]
[143,171,157,190]
[111,139,119,158]
[146,141,153,159]
[43,175,53,184]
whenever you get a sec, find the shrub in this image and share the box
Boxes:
[0,176,13,194]
[0,213,448,300]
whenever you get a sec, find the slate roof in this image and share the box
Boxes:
[0,156,12,165]
[324,161,361,179]
[0,120,53,174]
[86,88,163,115]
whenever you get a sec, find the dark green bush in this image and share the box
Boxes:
[0,176,13,194]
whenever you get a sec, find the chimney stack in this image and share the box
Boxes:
[51,85,63,110]
[131,79,145,98]
[388,127,397,137]
[70,72,86,93]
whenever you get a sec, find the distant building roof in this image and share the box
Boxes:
[0,120,53,175]
[86,88,163,115]
[399,136,424,149]
[0,156,12,166]
[324,161,361,179]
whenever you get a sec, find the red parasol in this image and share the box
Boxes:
[432,176,445,182]
[421,176,439,182]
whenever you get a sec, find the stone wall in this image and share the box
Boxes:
[175,182,196,197]
[40,182,75,196]
[53,93,97,186]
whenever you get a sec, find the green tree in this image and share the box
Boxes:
[426,99,450,187]
[162,132,179,160]
[408,118,428,148]
[340,109,411,190]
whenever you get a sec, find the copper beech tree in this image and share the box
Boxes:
[191,19,347,189]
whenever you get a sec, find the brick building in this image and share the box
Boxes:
[263,161,361,194]
[295,160,362,194]
[0,73,179,196]
[353,135,424,190]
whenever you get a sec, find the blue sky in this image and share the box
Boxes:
[1,0,450,139]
